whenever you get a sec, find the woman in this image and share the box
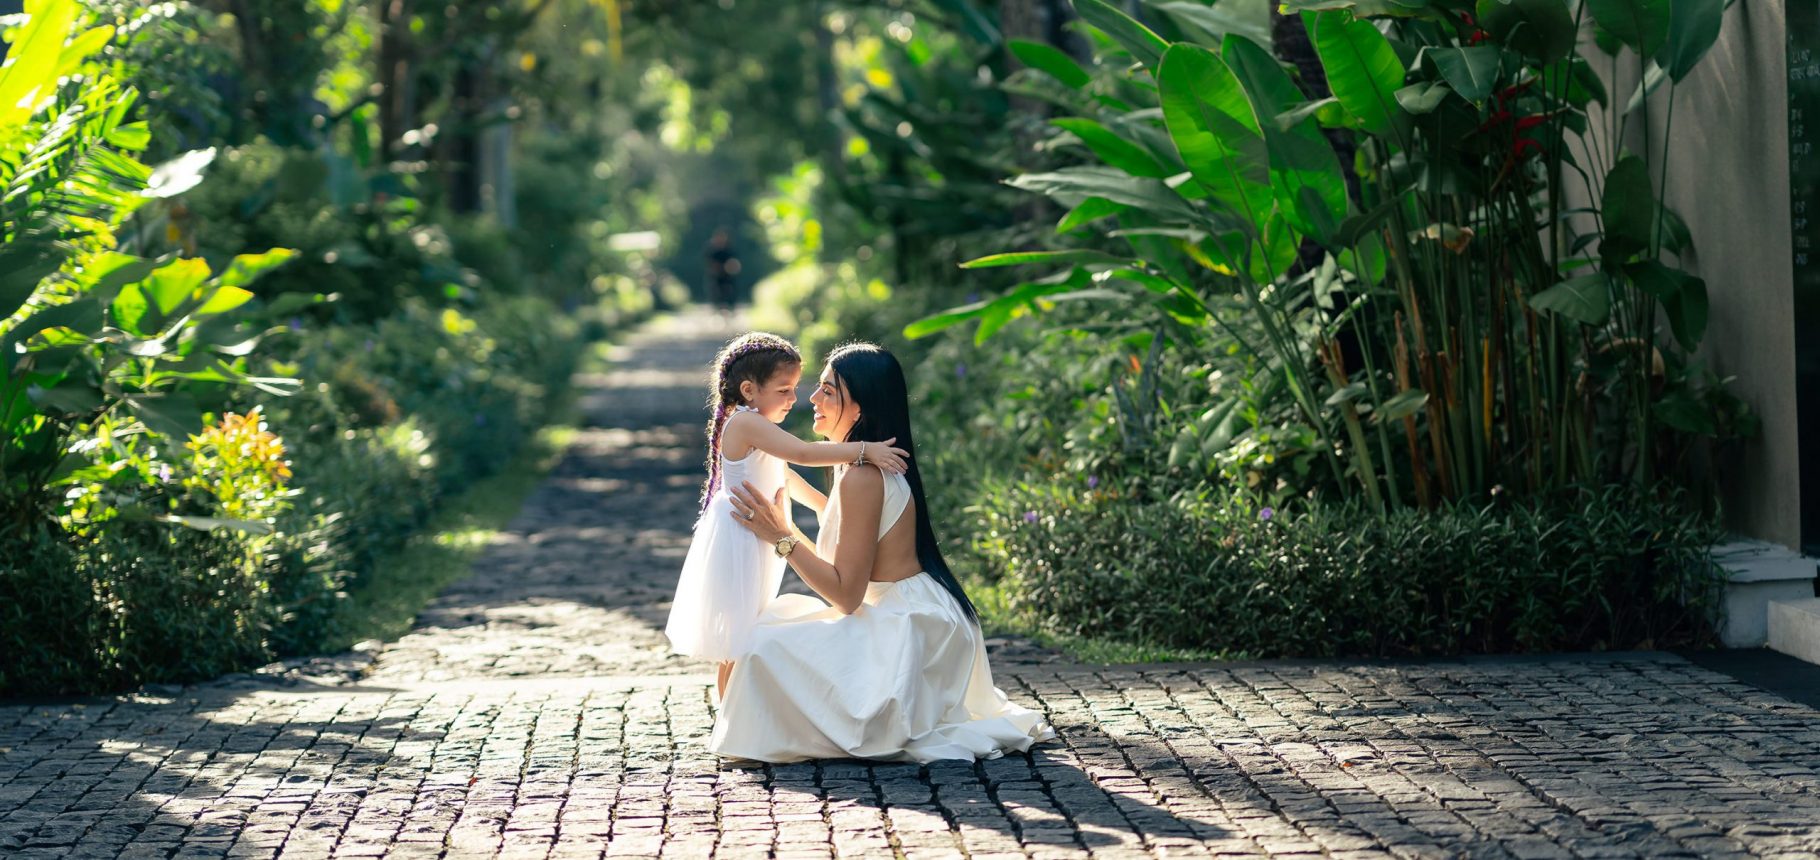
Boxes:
[715,342,1054,763]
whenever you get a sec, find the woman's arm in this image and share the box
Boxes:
[785,468,828,514]
[728,470,883,615]
[722,413,908,473]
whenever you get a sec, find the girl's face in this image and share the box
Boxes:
[809,364,857,440]
[739,363,802,424]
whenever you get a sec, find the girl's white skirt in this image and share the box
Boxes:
[663,492,787,662]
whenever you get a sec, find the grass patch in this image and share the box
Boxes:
[966,577,1245,664]
[315,339,614,653]
[318,422,577,653]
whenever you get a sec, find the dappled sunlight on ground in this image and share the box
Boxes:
[4,308,1820,858]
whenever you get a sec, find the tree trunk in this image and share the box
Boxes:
[446,60,484,214]
[812,1,843,188]
[1274,10,1372,388]
[1042,0,1087,59]
[377,0,417,163]
[1272,9,1358,205]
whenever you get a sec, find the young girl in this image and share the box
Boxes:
[665,332,908,697]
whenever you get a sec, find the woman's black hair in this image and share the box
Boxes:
[825,342,977,620]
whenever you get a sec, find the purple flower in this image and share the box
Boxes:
[154,463,173,483]
[955,362,967,380]
[1023,511,1038,524]
[1087,475,1099,490]
[965,291,980,304]
[287,316,304,332]
[363,338,376,353]
[1259,507,1274,522]
[474,413,488,426]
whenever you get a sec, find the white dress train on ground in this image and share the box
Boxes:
[708,469,1055,763]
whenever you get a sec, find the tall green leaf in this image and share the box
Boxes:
[1628,260,1709,349]
[1623,61,1668,114]
[1308,10,1407,136]
[1057,197,1128,233]
[142,258,211,316]
[217,249,299,288]
[1223,36,1349,245]
[53,24,113,77]
[928,0,1002,44]
[1157,43,1274,228]
[0,240,68,320]
[1662,272,1709,350]
[1601,154,1654,266]
[1050,118,1171,177]
[1008,166,1209,225]
[1530,273,1613,325]
[1474,0,1576,64]
[1661,0,1723,81]
[1073,0,1170,70]
[961,249,1132,269]
[1426,46,1501,103]
[0,0,79,129]
[1009,39,1092,88]
[1586,0,1670,57]
[1395,81,1452,113]
[1145,0,1273,48]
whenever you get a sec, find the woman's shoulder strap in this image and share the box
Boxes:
[878,471,912,538]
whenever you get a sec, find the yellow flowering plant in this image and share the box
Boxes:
[180,407,295,526]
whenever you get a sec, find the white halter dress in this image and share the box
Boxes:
[664,407,791,661]
[708,468,1055,763]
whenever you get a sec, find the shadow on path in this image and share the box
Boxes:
[5,309,1820,857]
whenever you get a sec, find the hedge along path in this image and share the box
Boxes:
[4,307,1820,858]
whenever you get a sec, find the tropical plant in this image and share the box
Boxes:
[914,0,1752,511]
[0,1,299,534]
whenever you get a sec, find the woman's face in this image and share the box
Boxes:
[809,364,856,440]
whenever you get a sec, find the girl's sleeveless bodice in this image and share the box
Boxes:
[721,445,787,498]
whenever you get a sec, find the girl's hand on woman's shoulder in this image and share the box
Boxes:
[864,440,909,475]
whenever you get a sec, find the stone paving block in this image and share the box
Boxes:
[6,311,1820,859]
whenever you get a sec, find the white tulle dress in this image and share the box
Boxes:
[664,409,791,662]
[709,468,1055,763]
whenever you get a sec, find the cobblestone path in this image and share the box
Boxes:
[5,309,1820,859]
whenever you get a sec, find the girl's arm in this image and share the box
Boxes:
[723,412,908,473]
[728,470,883,615]
[785,468,828,514]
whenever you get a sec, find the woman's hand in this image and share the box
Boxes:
[728,481,792,543]
[866,438,910,475]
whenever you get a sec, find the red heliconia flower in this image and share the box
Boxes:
[1496,79,1538,105]
[1474,109,1513,136]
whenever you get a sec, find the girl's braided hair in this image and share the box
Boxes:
[702,332,801,510]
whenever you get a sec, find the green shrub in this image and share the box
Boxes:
[0,518,276,694]
[0,526,104,693]
[0,287,602,697]
[974,482,1726,658]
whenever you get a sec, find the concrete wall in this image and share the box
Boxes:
[1593,0,1802,549]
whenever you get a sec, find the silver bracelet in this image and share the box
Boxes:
[855,441,866,466]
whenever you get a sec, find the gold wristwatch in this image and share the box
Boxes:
[773,535,798,558]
